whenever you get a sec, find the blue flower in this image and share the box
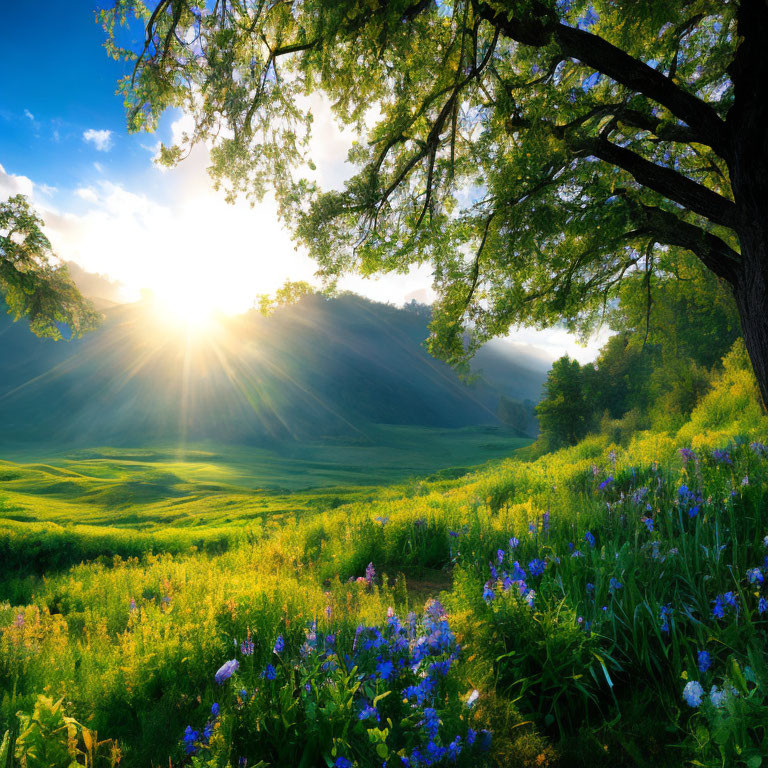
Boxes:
[709,685,727,708]
[511,561,526,581]
[214,659,239,684]
[335,758,353,768]
[528,558,546,577]
[698,650,711,673]
[467,728,477,746]
[376,660,394,680]
[642,517,654,532]
[496,548,505,564]
[584,531,596,548]
[421,707,440,740]
[682,680,704,707]
[598,476,613,491]
[712,595,726,619]
[240,637,254,656]
[210,702,220,718]
[482,581,495,603]
[509,537,520,549]
[358,703,379,722]
[759,597,768,615]
[609,577,622,592]
[273,635,284,654]
[659,604,672,633]
[182,726,199,755]
[678,447,696,463]
[747,567,764,585]
[586,582,595,594]
[262,664,277,680]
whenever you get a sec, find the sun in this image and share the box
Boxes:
[151,283,219,333]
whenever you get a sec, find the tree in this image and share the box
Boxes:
[0,195,100,339]
[101,1,768,405]
[535,355,586,447]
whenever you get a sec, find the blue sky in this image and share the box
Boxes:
[0,2,605,363]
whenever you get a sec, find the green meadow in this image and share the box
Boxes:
[2,346,768,768]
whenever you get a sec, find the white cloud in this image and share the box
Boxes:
[23,109,35,121]
[75,187,99,203]
[0,163,35,199]
[83,128,113,152]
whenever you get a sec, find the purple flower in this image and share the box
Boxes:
[482,581,495,603]
[759,597,768,615]
[365,562,376,585]
[335,758,353,768]
[599,476,614,491]
[642,517,654,533]
[747,567,763,585]
[215,659,239,684]
[240,637,254,656]
[210,702,220,718]
[698,650,711,673]
[584,531,596,548]
[509,537,520,549]
[609,577,622,592]
[528,558,546,578]
[262,664,277,680]
[659,604,672,633]
[496,549,505,564]
[712,449,732,465]
[273,635,284,654]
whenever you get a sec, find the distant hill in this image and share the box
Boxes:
[0,293,547,447]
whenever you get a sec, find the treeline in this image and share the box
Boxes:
[535,253,744,450]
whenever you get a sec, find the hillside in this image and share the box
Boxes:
[0,293,546,448]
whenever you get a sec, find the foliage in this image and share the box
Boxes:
[98,0,756,384]
[0,196,100,340]
[535,356,588,448]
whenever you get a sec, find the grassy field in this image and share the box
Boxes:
[2,366,768,768]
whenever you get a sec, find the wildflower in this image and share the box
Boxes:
[524,589,536,609]
[709,685,727,708]
[449,530,459,538]
[240,637,254,656]
[679,447,696,463]
[365,562,376,584]
[376,659,394,680]
[747,567,763,585]
[421,708,440,740]
[712,595,726,619]
[584,531,596,548]
[758,597,768,615]
[599,476,614,491]
[723,591,738,608]
[586,582,595,594]
[215,659,239,684]
[750,442,767,457]
[509,537,520,549]
[183,726,199,755]
[447,735,462,761]
[262,664,277,680]
[13,614,23,628]
[511,561,526,581]
[698,650,711,674]
[325,605,332,619]
[496,548,505,564]
[712,449,732,465]
[682,680,704,707]
[375,516,389,526]
[742,475,750,486]
[763,535,768,548]
[528,558,546,577]
[335,758,353,768]
[467,729,477,746]
[466,689,479,707]
[609,577,622,592]
[571,549,584,558]
[642,516,654,532]
[659,604,672,633]
[210,702,220,718]
[129,598,137,612]
[273,635,284,654]
[483,582,495,604]
[358,703,379,722]
[542,511,550,533]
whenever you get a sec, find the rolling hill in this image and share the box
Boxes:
[0,293,546,448]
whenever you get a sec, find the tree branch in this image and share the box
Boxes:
[576,136,738,229]
[476,2,730,158]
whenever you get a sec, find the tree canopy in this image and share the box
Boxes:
[101,0,768,402]
[0,195,100,340]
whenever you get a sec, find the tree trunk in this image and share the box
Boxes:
[727,1,768,409]
[733,235,768,410]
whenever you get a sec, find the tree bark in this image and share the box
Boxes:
[733,235,768,409]
[726,1,768,410]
